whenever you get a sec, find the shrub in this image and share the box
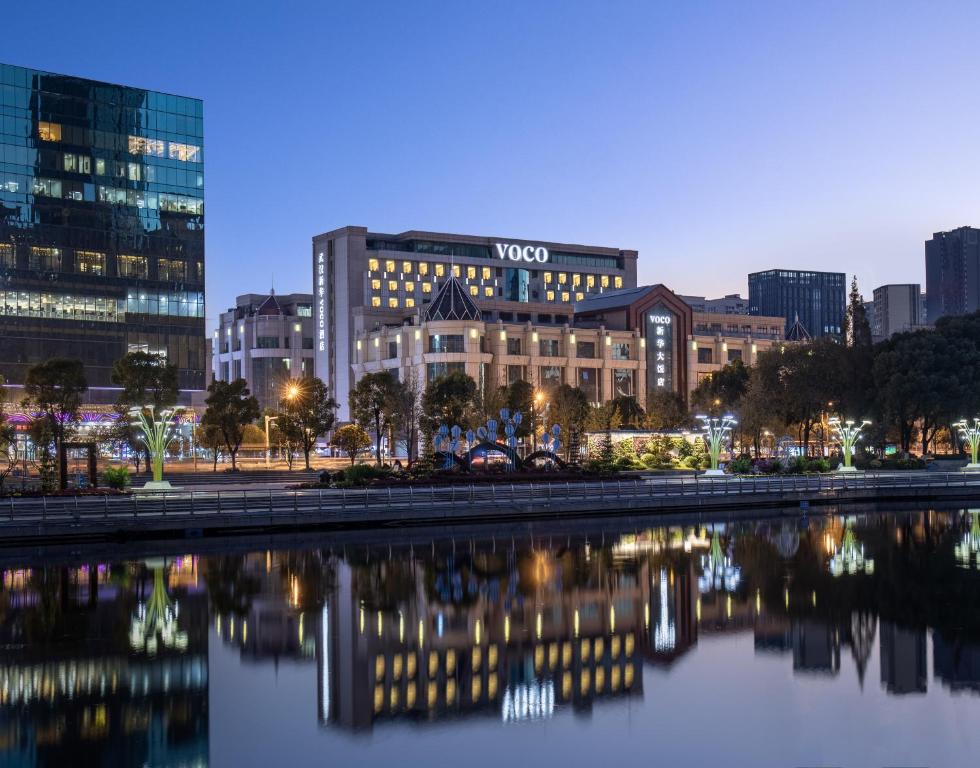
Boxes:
[804,458,831,473]
[343,463,391,486]
[102,466,131,489]
[727,456,753,474]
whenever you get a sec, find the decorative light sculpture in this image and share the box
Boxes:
[829,417,870,472]
[955,419,980,471]
[128,405,185,489]
[829,518,874,577]
[433,423,464,469]
[129,560,188,654]
[697,414,736,476]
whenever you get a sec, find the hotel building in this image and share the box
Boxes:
[210,291,315,412]
[313,227,637,418]
[0,63,206,398]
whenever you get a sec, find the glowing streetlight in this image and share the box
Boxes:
[285,382,302,401]
[697,413,736,477]
[129,405,185,490]
[829,417,869,473]
[955,419,980,471]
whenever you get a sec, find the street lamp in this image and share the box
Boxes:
[129,405,185,490]
[829,417,869,473]
[697,413,736,476]
[955,419,980,471]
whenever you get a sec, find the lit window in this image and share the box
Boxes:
[484,286,494,297]
[470,285,479,296]
[38,122,62,141]
[405,297,415,308]
[168,142,201,162]
[544,272,552,284]
[368,258,379,272]
[388,280,398,291]
[95,158,106,175]
[422,283,432,293]
[158,259,186,281]
[575,292,584,301]
[117,255,147,278]
[417,262,429,276]
[562,292,570,302]
[587,275,595,289]
[388,298,399,308]
[371,297,381,307]
[403,261,412,273]
[371,278,381,290]
[128,136,165,157]
[572,274,581,287]
[405,281,415,292]
[558,273,567,284]
[435,264,445,277]
[482,267,491,280]
[614,276,623,288]
[75,250,106,276]
[467,266,476,279]
[601,275,610,288]
[546,290,555,301]
[385,260,396,272]
[452,265,461,278]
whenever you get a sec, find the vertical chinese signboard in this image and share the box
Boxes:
[645,305,675,392]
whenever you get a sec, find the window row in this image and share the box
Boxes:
[128,135,202,163]
[0,246,200,281]
[0,288,205,321]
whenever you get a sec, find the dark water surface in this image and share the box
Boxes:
[3,508,980,767]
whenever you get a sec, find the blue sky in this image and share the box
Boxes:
[6,0,979,328]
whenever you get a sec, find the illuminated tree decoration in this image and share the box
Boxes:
[698,528,742,593]
[128,404,185,484]
[955,418,980,470]
[697,413,736,476]
[954,509,980,569]
[829,417,870,472]
[129,561,188,654]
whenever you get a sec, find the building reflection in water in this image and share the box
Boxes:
[0,557,208,767]
[4,507,980,753]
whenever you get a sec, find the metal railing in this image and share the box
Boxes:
[3,471,980,527]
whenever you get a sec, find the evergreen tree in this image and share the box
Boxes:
[843,275,873,347]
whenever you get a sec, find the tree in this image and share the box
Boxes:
[503,380,534,437]
[390,374,422,465]
[279,377,338,469]
[644,389,690,430]
[421,371,478,442]
[199,423,225,472]
[843,276,873,348]
[691,359,750,414]
[350,371,400,465]
[0,377,17,494]
[610,396,644,428]
[332,424,371,466]
[550,384,590,459]
[23,358,88,488]
[111,351,179,473]
[201,379,260,471]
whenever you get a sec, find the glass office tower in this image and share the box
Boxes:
[0,63,205,394]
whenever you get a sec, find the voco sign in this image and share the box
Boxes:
[649,314,672,325]
[494,242,549,264]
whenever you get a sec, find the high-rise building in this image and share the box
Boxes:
[0,63,205,399]
[871,284,924,339]
[211,291,315,412]
[748,269,846,338]
[925,226,980,323]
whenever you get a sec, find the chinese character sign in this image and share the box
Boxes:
[646,308,674,391]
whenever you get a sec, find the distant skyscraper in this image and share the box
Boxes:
[872,284,923,339]
[925,226,980,323]
[748,269,846,338]
[0,63,205,396]
[678,293,749,315]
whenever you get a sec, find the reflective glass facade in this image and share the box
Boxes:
[748,269,845,339]
[0,63,205,388]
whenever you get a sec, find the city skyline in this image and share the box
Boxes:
[4,1,977,332]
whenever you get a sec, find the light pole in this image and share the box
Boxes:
[697,413,736,476]
[129,405,185,490]
[955,419,980,471]
[264,415,278,468]
[830,417,869,473]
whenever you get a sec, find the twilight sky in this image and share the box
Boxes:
[6,0,979,330]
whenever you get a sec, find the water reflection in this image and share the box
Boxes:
[2,508,980,765]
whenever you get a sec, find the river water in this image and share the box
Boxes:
[2,507,980,767]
